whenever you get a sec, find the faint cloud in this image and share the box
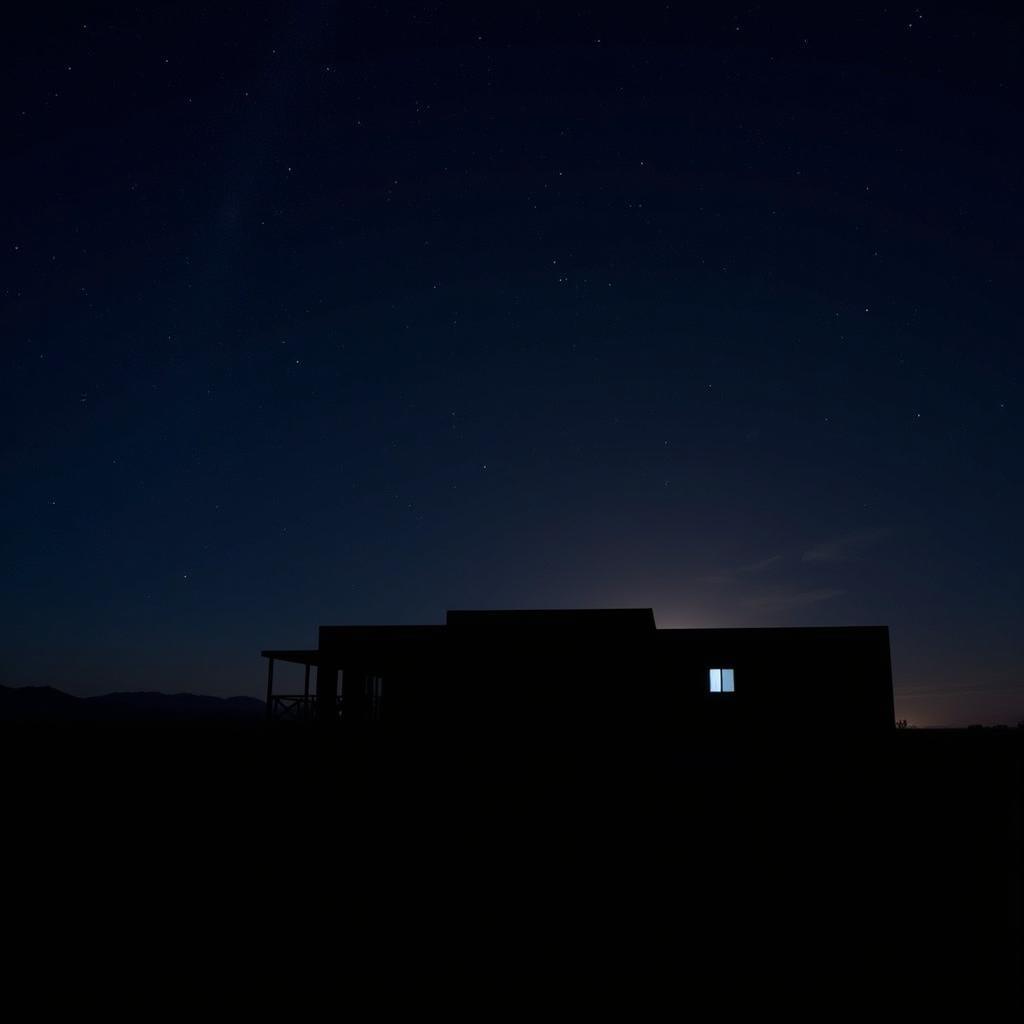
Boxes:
[703,553,783,584]
[801,528,892,564]
[741,587,846,613]
[697,550,847,622]
[737,554,784,574]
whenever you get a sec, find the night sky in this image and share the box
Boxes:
[3,4,1022,725]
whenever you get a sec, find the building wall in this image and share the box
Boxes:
[315,622,894,736]
[655,626,894,735]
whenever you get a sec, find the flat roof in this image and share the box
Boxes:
[446,608,657,630]
[261,649,320,664]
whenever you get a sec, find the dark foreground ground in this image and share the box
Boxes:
[3,724,1020,1011]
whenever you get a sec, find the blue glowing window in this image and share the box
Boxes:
[709,667,735,693]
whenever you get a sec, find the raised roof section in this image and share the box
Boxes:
[445,608,656,631]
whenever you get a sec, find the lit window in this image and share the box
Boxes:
[709,667,735,693]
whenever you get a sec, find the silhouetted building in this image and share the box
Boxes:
[261,608,894,735]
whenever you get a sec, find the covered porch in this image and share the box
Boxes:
[260,649,328,722]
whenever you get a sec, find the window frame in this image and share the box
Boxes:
[708,666,735,694]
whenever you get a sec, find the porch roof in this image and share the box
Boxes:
[261,649,321,666]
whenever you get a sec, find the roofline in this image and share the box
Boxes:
[261,649,321,664]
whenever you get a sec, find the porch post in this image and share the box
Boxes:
[316,662,339,724]
[303,662,311,720]
[343,667,368,723]
[265,657,274,721]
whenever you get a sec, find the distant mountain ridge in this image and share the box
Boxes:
[0,684,264,723]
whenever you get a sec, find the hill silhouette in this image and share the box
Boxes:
[0,683,264,723]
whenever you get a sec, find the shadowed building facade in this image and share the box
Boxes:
[261,609,894,736]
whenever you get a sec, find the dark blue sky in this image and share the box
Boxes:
[3,3,1022,724]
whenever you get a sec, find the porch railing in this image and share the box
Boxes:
[269,695,344,721]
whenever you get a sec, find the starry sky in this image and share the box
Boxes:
[3,4,1022,725]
